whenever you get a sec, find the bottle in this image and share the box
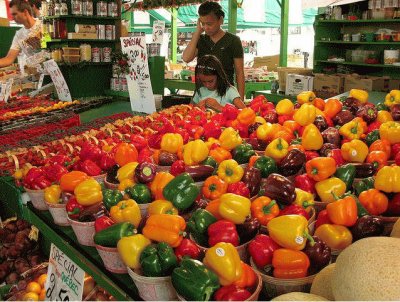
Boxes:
[40,20,51,48]
[85,0,93,16]
[97,0,107,16]
[54,0,61,15]
[58,19,67,39]
[53,19,59,38]
[108,0,118,17]
[41,0,48,16]
[60,0,68,15]
[47,0,54,16]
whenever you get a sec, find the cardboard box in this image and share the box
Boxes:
[388,79,400,91]
[344,74,389,92]
[285,74,314,96]
[313,73,344,99]
[277,67,313,93]
[0,18,10,27]
[253,55,280,71]
[68,32,98,39]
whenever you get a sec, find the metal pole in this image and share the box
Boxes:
[280,0,289,67]
[228,0,237,34]
[171,7,178,63]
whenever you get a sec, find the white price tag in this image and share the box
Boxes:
[37,74,45,89]
[0,79,14,103]
[43,59,72,101]
[152,20,165,44]
[45,244,85,301]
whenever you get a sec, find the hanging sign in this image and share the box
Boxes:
[152,20,165,44]
[0,78,13,103]
[121,36,156,114]
[45,243,85,301]
[43,59,72,101]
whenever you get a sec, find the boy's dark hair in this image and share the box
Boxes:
[195,55,230,97]
[28,0,41,9]
[198,1,225,19]
[9,0,33,14]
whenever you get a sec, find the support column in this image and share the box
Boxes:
[171,7,178,63]
[228,0,237,34]
[279,0,289,67]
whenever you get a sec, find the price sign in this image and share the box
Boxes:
[152,20,165,44]
[45,244,85,301]
[121,36,156,114]
[0,79,13,103]
[43,59,72,102]
[37,74,45,90]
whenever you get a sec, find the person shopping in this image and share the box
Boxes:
[192,55,246,112]
[182,1,245,101]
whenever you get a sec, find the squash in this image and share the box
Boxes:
[310,263,335,301]
[390,218,400,238]
[331,237,400,300]
[271,292,328,301]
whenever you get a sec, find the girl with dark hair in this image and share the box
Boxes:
[192,55,246,112]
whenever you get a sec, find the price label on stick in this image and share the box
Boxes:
[152,20,165,44]
[43,59,72,101]
[45,244,85,301]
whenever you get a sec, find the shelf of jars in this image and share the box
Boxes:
[43,15,119,20]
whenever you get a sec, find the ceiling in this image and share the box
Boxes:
[301,0,366,9]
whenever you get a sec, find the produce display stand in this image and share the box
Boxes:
[254,90,297,104]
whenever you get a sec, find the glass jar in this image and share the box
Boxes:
[47,0,54,16]
[108,0,118,17]
[41,0,48,16]
[58,19,67,39]
[72,0,83,15]
[80,44,92,61]
[52,48,62,62]
[54,0,61,15]
[84,0,94,16]
[60,0,68,15]
[97,0,107,16]
[52,19,59,38]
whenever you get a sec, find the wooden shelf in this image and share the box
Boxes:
[316,18,400,24]
[316,40,400,45]
[316,60,400,68]
[58,62,113,66]
[47,39,118,43]
[43,15,119,20]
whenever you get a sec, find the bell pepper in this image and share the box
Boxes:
[219,127,242,151]
[110,199,142,228]
[43,164,68,182]
[219,193,251,224]
[256,123,273,141]
[135,162,157,184]
[341,139,369,163]
[174,238,201,262]
[365,129,380,147]
[99,153,116,172]
[236,217,260,244]
[326,194,358,227]
[375,165,400,193]
[114,142,138,167]
[205,198,223,220]
[334,163,356,191]
[129,134,148,151]
[161,133,184,154]
[170,159,185,176]
[140,242,178,277]
[187,208,217,246]
[369,138,391,158]
[377,110,394,123]
[202,175,228,200]
[303,236,331,274]
[74,178,103,206]
[183,139,209,166]
[305,157,337,182]
[209,146,232,163]
[314,224,352,250]
[353,176,375,196]
[94,215,114,232]
[366,150,387,171]
[297,91,316,104]
[149,171,174,200]
[222,103,239,120]
[384,90,400,107]
[217,159,244,184]
[302,124,323,151]
[204,242,243,286]
[237,107,256,125]
[350,215,385,241]
[142,213,186,248]
[379,121,400,144]
[339,118,367,140]
[250,196,279,226]
[241,166,262,197]
[294,188,315,210]
[267,215,313,250]
[227,181,250,198]
[44,184,62,204]
[253,156,277,178]
[171,258,220,301]
[80,159,102,176]
[349,89,368,103]
[202,155,218,168]
[315,177,346,203]
[208,219,239,247]
[315,209,332,229]
[214,285,251,301]
[60,171,88,192]
[293,103,316,126]
[278,204,310,220]
[323,98,343,119]
[118,178,135,192]
[66,196,85,219]
[386,192,400,216]
[276,99,295,115]
[248,234,280,268]
[294,174,316,195]
[125,184,152,204]
[272,248,310,279]
[203,121,223,140]
[148,199,178,215]
[117,234,151,269]
[117,162,138,182]
[163,172,200,210]
[102,188,123,210]
[278,149,306,177]
[358,188,388,216]
[94,222,136,247]
[233,143,255,164]
[260,173,296,205]
[265,138,289,161]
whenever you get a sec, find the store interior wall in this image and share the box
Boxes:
[0,0,7,18]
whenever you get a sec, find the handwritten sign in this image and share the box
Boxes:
[152,20,165,44]
[37,74,45,90]
[121,36,156,114]
[43,60,72,102]
[45,243,85,301]
[0,78,13,103]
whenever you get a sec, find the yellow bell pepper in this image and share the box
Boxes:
[117,234,151,269]
[118,178,135,192]
[294,188,315,210]
[147,199,178,215]
[315,177,346,203]
[341,139,368,163]
[254,116,267,124]
[379,121,400,144]
[203,242,243,286]
[276,99,295,115]
[217,159,244,184]
[265,138,289,161]
[219,127,242,151]
[314,224,352,250]
[205,137,220,149]
[349,89,368,103]
[302,124,323,151]
[160,133,184,154]
[117,162,138,182]
[110,199,142,228]
[267,215,313,250]
[256,123,273,141]
[377,110,394,123]
[384,90,400,107]
[297,91,316,104]
[218,193,251,224]
[339,118,367,140]
[44,184,62,204]
[293,104,316,126]
[183,139,209,166]
[74,178,103,206]
[374,165,400,193]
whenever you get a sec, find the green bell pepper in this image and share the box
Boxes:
[334,163,356,191]
[171,258,220,301]
[342,192,369,217]
[187,209,217,246]
[163,172,200,210]
[103,188,123,210]
[201,156,218,169]
[233,143,256,164]
[139,242,178,277]
[93,222,136,247]
[376,102,388,111]
[365,130,380,147]
[253,155,277,178]
[125,184,152,204]
[353,177,375,196]
[291,137,302,145]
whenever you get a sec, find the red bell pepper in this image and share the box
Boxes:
[278,114,292,125]
[43,164,68,182]
[214,285,251,301]
[138,148,154,164]
[152,116,175,134]
[327,148,345,166]
[95,216,115,232]
[129,134,148,151]
[185,123,204,139]
[203,121,222,139]
[170,160,186,176]
[248,234,280,268]
[31,176,52,190]
[294,174,316,195]
[305,150,319,161]
[315,209,332,229]
[188,109,207,126]
[147,133,163,149]
[174,238,201,262]
[66,196,85,219]
[45,154,71,167]
[367,120,381,133]
[233,122,249,138]
[208,219,239,247]
[391,143,400,160]
[99,153,116,171]
[386,192,400,216]
[80,159,102,176]
[23,167,45,188]
[80,142,103,162]
[174,127,190,144]
[222,103,239,120]
[278,204,310,220]
[211,113,227,126]
[227,181,250,198]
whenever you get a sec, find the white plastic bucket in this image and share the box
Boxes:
[67,218,95,246]
[46,202,70,226]
[95,244,127,274]
[24,187,48,211]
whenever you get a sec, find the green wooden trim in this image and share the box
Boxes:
[316,18,400,24]
[165,79,195,91]
[171,8,178,63]
[279,0,289,67]
[254,89,296,104]
[227,0,237,34]
[316,40,400,45]
[316,60,400,68]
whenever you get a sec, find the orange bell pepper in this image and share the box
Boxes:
[272,249,310,279]
[288,144,306,152]
[366,151,388,172]
[369,139,391,159]
[202,175,228,200]
[209,146,232,163]
[248,155,261,168]
[142,213,186,247]
[250,196,280,226]
[302,124,323,151]
[276,99,295,115]
[150,172,175,200]
[326,194,358,227]
[377,110,393,123]
[313,97,326,111]
[283,120,302,138]
[314,224,353,250]
[323,98,342,118]
[233,262,257,288]
[358,189,388,215]
[152,149,161,165]
[305,157,337,181]
[273,128,295,143]
[237,107,256,125]
[205,198,223,220]
[60,171,89,192]
[114,142,138,166]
